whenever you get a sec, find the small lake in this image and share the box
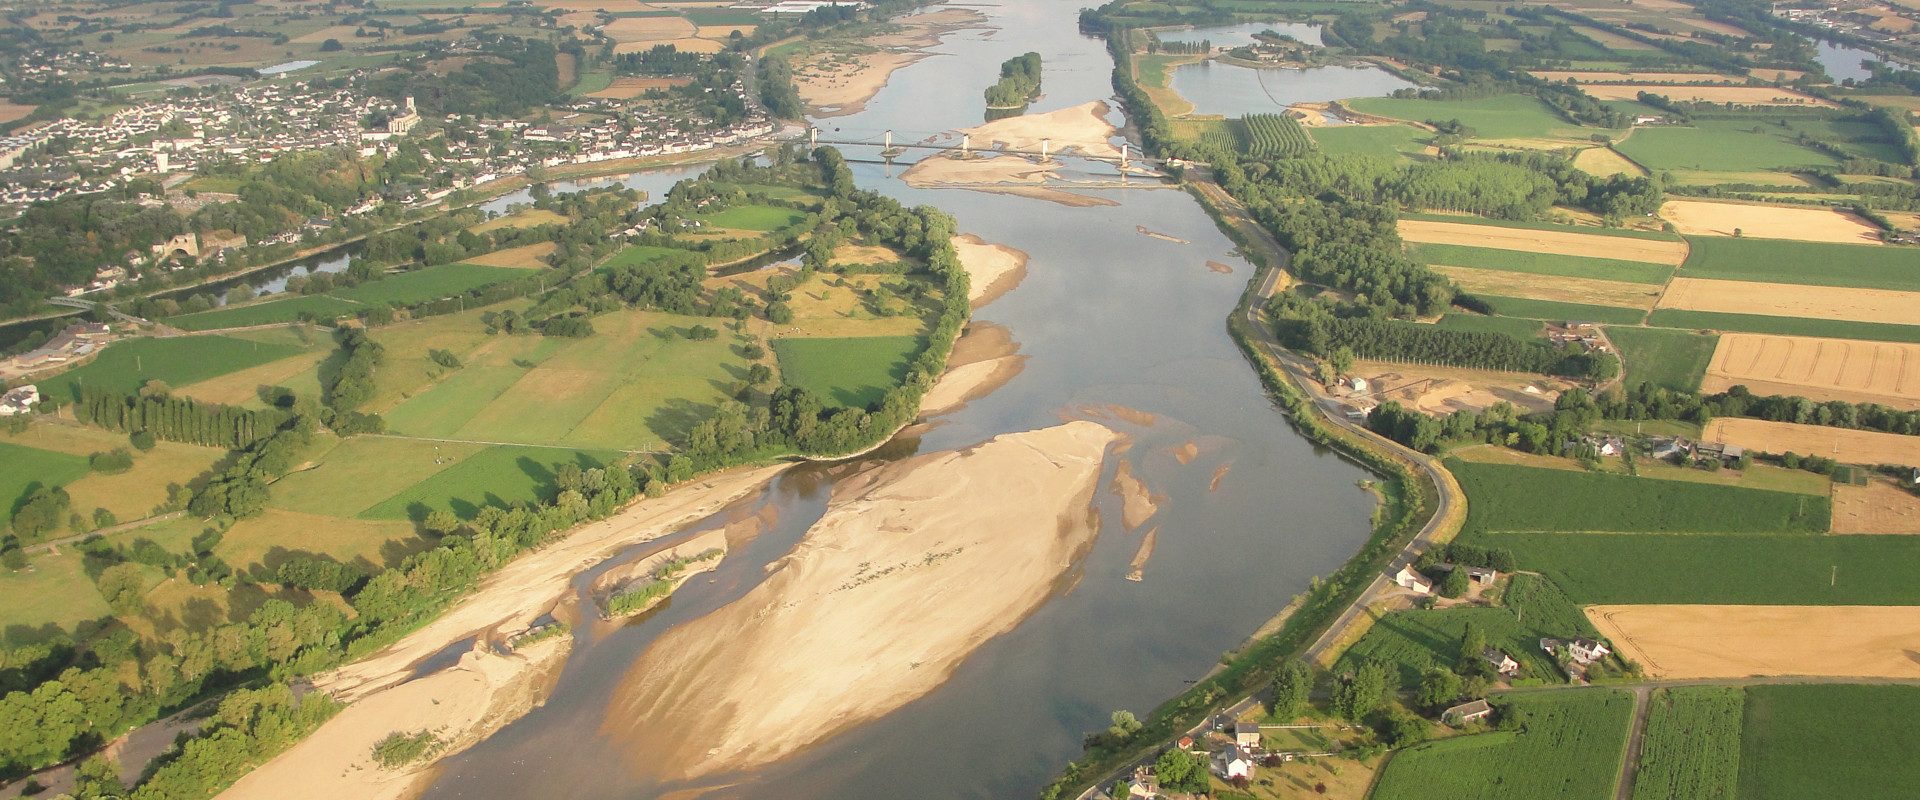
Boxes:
[1155,21,1323,49]
[479,162,713,215]
[1170,60,1415,116]
[257,60,319,76]
[1811,38,1909,82]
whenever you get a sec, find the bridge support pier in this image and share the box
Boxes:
[1040,138,1050,162]
[1120,142,1129,171]
[961,133,970,158]
[809,127,818,148]
[881,129,903,160]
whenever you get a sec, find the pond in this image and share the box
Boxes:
[1155,21,1324,49]
[1170,59,1416,117]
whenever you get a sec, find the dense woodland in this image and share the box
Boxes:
[984,52,1043,108]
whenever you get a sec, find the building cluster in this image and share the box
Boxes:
[1773,2,1920,50]
[5,48,134,85]
[489,94,778,170]
[0,322,114,383]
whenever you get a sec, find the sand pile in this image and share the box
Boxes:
[602,421,1120,780]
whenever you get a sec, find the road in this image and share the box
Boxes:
[1615,686,1652,800]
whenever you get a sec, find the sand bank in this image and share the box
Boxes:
[317,465,788,702]
[952,233,1029,307]
[1126,527,1159,582]
[792,8,984,116]
[921,321,1024,416]
[219,637,569,800]
[603,421,1120,781]
[964,100,1123,160]
[1111,459,1160,530]
[591,528,730,619]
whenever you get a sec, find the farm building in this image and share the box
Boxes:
[1393,564,1433,594]
[1483,648,1520,677]
[0,384,38,415]
[1442,699,1493,726]
[1438,563,1499,585]
[1542,637,1612,665]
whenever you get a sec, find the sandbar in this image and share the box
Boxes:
[590,528,730,619]
[921,321,1025,419]
[602,421,1119,781]
[952,233,1029,307]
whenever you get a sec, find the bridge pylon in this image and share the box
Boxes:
[880,129,904,160]
[961,133,970,158]
[809,127,818,148]
[1040,138,1050,162]
[1120,142,1130,171]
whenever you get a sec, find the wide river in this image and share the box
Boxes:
[421,1,1376,797]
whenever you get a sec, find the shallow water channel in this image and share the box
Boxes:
[420,2,1377,797]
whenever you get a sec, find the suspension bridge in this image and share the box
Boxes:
[799,127,1200,171]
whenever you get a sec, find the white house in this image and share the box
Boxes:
[1568,638,1611,664]
[1393,564,1433,595]
[1216,745,1254,780]
[1234,721,1262,751]
[1123,765,1158,799]
[0,385,39,415]
[1482,647,1520,677]
[1442,699,1493,726]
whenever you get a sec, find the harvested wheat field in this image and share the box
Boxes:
[1397,219,1689,265]
[1661,199,1885,244]
[1659,277,1920,326]
[1580,84,1836,106]
[1833,480,1920,534]
[695,24,754,38]
[1434,265,1661,309]
[1703,418,1920,465]
[1572,146,1647,177]
[1529,70,1743,84]
[0,103,36,124]
[604,15,694,42]
[1748,67,1807,81]
[1589,605,1920,679]
[1702,333,1920,410]
[1356,361,1567,416]
[586,76,691,99]
[465,242,557,268]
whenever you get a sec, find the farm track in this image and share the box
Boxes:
[1615,686,1652,800]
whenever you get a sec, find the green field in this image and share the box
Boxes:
[330,263,532,306]
[1307,123,1430,159]
[1645,310,1920,344]
[166,294,366,331]
[361,445,617,521]
[1616,126,1839,175]
[695,204,806,232]
[1634,687,1743,800]
[1451,461,1830,535]
[1737,685,1920,800]
[1605,326,1717,392]
[1464,530,1920,604]
[1410,243,1675,284]
[0,441,91,527]
[1348,94,1607,140]
[1680,237,1920,292]
[600,244,705,271]
[1372,689,1633,800]
[1433,314,1545,339]
[1479,295,1648,324]
[270,436,488,518]
[38,335,311,403]
[773,336,923,409]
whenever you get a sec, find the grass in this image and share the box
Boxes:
[0,548,112,638]
[1348,94,1607,140]
[165,294,366,331]
[1400,212,1681,240]
[772,335,923,409]
[361,445,617,522]
[694,204,805,232]
[0,440,91,527]
[601,244,705,271]
[1736,685,1920,800]
[1450,460,1830,535]
[1478,295,1647,324]
[1634,687,1743,800]
[37,335,310,404]
[1308,123,1431,159]
[1616,126,1838,174]
[1464,530,1920,604]
[1605,326,1717,392]
[214,509,426,574]
[1433,314,1545,339]
[330,264,533,306]
[1372,689,1633,800]
[270,436,488,518]
[1644,310,1920,344]
[1408,243,1675,284]
[1679,237,1920,292]
[568,69,614,97]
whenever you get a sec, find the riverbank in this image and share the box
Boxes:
[792,8,987,117]
[601,421,1121,782]
[920,321,1024,417]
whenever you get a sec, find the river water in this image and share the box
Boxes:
[421,2,1376,798]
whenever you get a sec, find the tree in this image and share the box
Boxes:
[1379,711,1429,748]
[1416,667,1462,710]
[1332,659,1391,720]
[320,38,345,52]
[765,301,793,324]
[424,510,461,535]
[747,363,773,385]
[1438,567,1469,598]
[1330,345,1355,377]
[1271,660,1312,720]
[1105,709,1142,742]
[1154,746,1209,793]
[11,487,69,538]
[96,563,148,617]
[1458,623,1488,674]
[131,430,157,451]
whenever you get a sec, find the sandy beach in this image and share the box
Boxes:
[952,233,1029,307]
[921,321,1025,417]
[791,8,985,117]
[601,421,1120,781]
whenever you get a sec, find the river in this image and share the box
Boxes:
[419,2,1377,798]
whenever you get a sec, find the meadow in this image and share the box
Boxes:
[773,335,923,409]
[269,436,489,518]
[1464,531,1920,605]
[165,295,366,331]
[1336,574,1587,686]
[1634,687,1743,800]
[1604,325,1717,391]
[695,204,806,232]
[1680,238,1920,292]
[1615,126,1838,175]
[330,263,535,306]
[0,440,91,528]
[1408,243,1674,284]
[1307,123,1430,159]
[1348,94,1603,140]
[1433,314,1544,339]
[37,335,311,403]
[1644,310,1920,344]
[1450,460,1831,535]
[1372,689,1633,800]
[1478,295,1648,324]
[1737,685,1920,800]
[361,445,617,521]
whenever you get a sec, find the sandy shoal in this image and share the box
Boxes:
[1434,264,1660,309]
[1397,219,1689,265]
[1581,84,1836,106]
[1111,459,1159,530]
[1660,199,1884,244]
[317,464,787,702]
[1702,417,1920,466]
[1833,480,1920,534]
[1658,276,1920,326]
[1702,333,1920,411]
[796,51,926,114]
[590,527,730,616]
[952,233,1028,307]
[219,637,569,800]
[962,100,1124,160]
[1588,605,1920,679]
[601,421,1118,780]
[921,321,1022,417]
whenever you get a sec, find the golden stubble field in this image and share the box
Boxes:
[1580,84,1836,106]
[1702,333,1920,410]
[1832,479,1920,534]
[1660,199,1886,244]
[1703,417,1920,464]
[1396,219,1690,264]
[1589,605,1920,679]
[1434,265,1660,309]
[1659,277,1920,326]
